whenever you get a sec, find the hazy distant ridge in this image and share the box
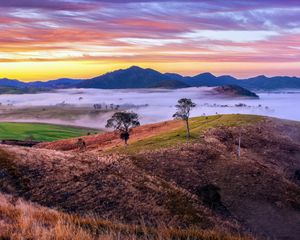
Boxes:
[1,66,300,90]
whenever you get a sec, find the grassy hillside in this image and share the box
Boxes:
[0,122,98,141]
[1,115,300,239]
[117,114,264,153]
[38,114,264,152]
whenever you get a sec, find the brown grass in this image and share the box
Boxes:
[0,193,253,240]
[2,115,300,240]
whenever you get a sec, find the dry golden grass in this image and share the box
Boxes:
[0,193,254,240]
[2,115,300,239]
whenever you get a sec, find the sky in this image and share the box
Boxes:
[0,0,300,81]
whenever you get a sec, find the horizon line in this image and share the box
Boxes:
[1,65,299,82]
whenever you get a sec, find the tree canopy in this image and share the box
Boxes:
[173,98,196,121]
[173,98,196,139]
[106,111,140,144]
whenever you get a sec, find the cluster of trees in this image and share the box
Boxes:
[106,98,196,145]
[93,103,120,110]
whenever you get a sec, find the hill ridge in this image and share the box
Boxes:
[2,66,300,90]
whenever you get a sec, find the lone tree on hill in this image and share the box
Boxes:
[106,111,140,145]
[173,98,196,139]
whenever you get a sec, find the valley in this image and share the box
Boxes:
[0,88,299,130]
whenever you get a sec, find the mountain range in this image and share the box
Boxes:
[1,66,300,90]
[0,78,83,89]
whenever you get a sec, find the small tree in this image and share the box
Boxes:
[76,138,86,152]
[105,111,140,145]
[173,98,196,139]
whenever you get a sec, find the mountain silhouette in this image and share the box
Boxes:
[1,66,300,90]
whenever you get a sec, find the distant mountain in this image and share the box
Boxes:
[77,67,240,89]
[0,78,27,88]
[28,78,83,89]
[238,75,300,90]
[182,73,237,87]
[77,66,173,89]
[0,78,83,90]
[164,73,185,81]
[1,66,300,90]
[150,79,190,89]
[79,66,300,90]
[0,86,47,95]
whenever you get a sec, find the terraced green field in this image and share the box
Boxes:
[0,122,99,142]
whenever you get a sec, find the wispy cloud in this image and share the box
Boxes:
[0,0,300,80]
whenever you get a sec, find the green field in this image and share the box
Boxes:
[0,122,99,142]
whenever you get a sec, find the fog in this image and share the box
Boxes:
[0,87,299,128]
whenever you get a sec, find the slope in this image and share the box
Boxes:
[0,115,299,240]
[0,193,251,240]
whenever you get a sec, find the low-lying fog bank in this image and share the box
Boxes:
[0,87,299,129]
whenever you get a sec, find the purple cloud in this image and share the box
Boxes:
[1,0,300,72]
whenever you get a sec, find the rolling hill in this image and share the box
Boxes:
[0,192,250,240]
[213,85,259,98]
[0,114,299,239]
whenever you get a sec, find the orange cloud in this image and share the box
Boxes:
[1,0,300,80]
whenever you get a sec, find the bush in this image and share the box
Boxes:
[196,184,221,209]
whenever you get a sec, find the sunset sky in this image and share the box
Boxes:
[1,0,300,81]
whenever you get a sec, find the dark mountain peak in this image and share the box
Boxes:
[194,72,216,79]
[121,66,160,75]
[79,66,170,89]
[102,66,159,77]
[218,75,237,80]
[255,75,268,79]
[125,65,144,72]
[123,65,157,73]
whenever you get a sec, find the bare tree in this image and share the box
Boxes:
[173,98,196,139]
[106,112,140,145]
